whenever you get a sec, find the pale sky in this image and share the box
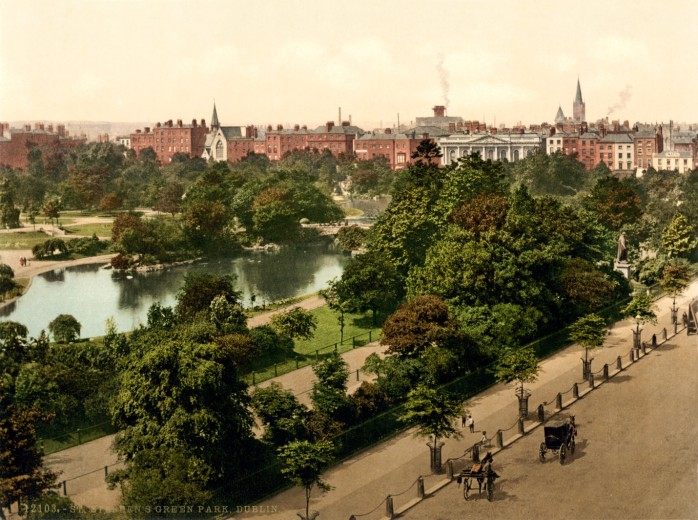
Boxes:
[1,0,696,130]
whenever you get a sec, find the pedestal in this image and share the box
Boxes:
[614,260,632,280]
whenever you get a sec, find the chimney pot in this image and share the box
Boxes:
[385,128,391,134]
[294,124,300,131]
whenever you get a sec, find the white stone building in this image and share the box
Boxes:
[438,131,543,165]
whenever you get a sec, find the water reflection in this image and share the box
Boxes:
[0,243,349,338]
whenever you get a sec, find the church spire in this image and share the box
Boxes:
[211,101,220,131]
[575,78,583,104]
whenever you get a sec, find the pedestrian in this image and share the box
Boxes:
[683,312,688,328]
[461,411,467,428]
[467,414,475,433]
[480,431,488,448]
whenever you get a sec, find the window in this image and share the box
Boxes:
[627,153,631,158]
[618,153,623,159]
[639,159,643,167]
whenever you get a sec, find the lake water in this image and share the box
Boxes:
[0,244,350,339]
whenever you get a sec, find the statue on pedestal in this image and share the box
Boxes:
[614,231,631,279]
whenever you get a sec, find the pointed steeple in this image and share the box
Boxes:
[211,101,220,131]
[555,105,565,122]
[575,78,583,104]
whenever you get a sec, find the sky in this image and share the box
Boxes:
[1,0,697,130]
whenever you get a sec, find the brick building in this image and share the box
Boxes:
[264,124,311,161]
[0,122,86,170]
[307,121,362,159]
[130,118,208,163]
[354,129,436,170]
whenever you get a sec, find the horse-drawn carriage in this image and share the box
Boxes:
[539,419,575,464]
[456,452,499,501]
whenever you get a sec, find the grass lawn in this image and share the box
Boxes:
[243,305,383,384]
[342,206,364,217]
[63,222,113,237]
[0,231,52,250]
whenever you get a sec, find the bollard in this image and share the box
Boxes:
[334,343,338,353]
[104,466,108,478]
[496,430,504,448]
[629,349,634,362]
[642,343,646,355]
[573,383,579,399]
[417,476,425,498]
[352,337,356,348]
[674,321,678,335]
[603,364,609,380]
[652,334,657,348]
[555,393,562,409]
[274,364,278,377]
[617,356,622,370]
[589,374,595,389]
[385,496,394,519]
[537,404,545,422]
[62,480,67,496]
[356,369,359,381]
[369,330,372,342]
[518,417,525,434]
[447,460,454,479]
[472,443,480,462]
[662,328,667,340]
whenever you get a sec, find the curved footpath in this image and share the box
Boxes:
[8,272,697,519]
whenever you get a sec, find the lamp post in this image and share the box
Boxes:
[632,315,642,352]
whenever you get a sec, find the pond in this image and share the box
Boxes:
[0,244,350,339]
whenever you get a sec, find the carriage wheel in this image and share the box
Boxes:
[559,443,566,464]
[463,478,471,500]
[539,442,546,463]
[487,479,495,502]
[569,435,576,455]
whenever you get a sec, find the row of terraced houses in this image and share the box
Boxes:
[3,81,697,173]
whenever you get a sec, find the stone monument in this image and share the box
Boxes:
[613,231,632,279]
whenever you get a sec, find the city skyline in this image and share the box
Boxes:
[1,0,697,129]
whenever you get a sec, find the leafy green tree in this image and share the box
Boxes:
[411,138,443,163]
[335,225,368,252]
[583,176,642,230]
[559,258,617,313]
[209,294,247,334]
[513,150,588,197]
[659,261,691,317]
[252,199,300,244]
[0,395,58,517]
[269,307,318,341]
[661,211,697,258]
[311,353,353,424]
[398,385,461,471]
[175,273,241,322]
[155,180,185,216]
[362,353,425,403]
[568,314,607,379]
[111,335,254,498]
[320,279,351,343]
[450,192,509,236]
[0,179,20,229]
[277,440,334,520]
[380,295,461,358]
[349,381,389,422]
[42,198,60,225]
[622,293,657,348]
[47,314,81,343]
[495,346,540,417]
[336,251,403,324]
[98,192,122,213]
[251,382,309,445]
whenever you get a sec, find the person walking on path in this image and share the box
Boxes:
[461,411,467,428]
[480,431,488,448]
[467,415,475,433]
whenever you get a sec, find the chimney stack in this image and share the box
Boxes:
[326,121,334,132]
[433,105,446,117]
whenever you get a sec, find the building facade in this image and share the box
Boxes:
[130,119,209,163]
[439,131,543,165]
[354,129,432,170]
[0,122,85,169]
[652,150,694,173]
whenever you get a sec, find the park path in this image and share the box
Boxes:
[11,278,698,517]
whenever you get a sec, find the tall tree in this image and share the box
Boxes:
[277,440,334,520]
[568,313,607,380]
[661,211,697,258]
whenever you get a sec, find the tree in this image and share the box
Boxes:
[659,261,691,323]
[622,293,657,349]
[380,295,460,358]
[0,381,59,516]
[411,138,443,164]
[568,314,607,380]
[98,192,122,213]
[175,273,241,322]
[335,225,368,252]
[155,181,185,216]
[277,440,334,520]
[110,335,254,503]
[398,385,461,472]
[337,251,403,324]
[495,346,540,418]
[251,382,309,445]
[320,279,351,343]
[310,353,353,424]
[0,263,17,299]
[47,314,81,343]
[0,179,20,229]
[208,294,247,334]
[582,176,642,230]
[269,307,318,341]
[42,198,61,225]
[661,211,697,259]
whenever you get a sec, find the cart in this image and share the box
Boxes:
[538,422,575,464]
[456,452,499,501]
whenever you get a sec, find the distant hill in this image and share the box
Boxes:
[7,121,151,141]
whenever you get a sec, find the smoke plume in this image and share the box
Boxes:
[607,85,632,116]
[436,54,450,109]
